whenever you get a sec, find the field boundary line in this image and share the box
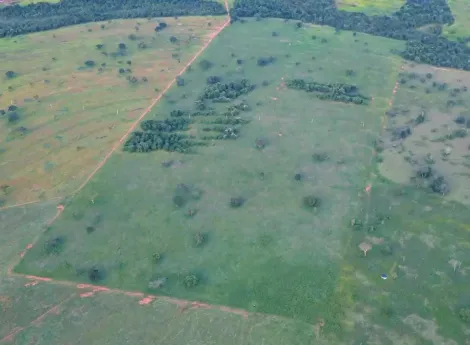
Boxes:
[0,294,74,343]
[69,12,230,201]
[0,4,230,213]
[7,270,320,328]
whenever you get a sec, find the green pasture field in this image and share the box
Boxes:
[0,16,225,206]
[444,0,470,41]
[336,0,405,16]
[16,18,404,333]
[0,202,320,345]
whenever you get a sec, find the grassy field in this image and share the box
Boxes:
[0,16,226,206]
[1,14,470,345]
[15,18,404,335]
[443,0,470,41]
[378,62,470,205]
[0,201,321,345]
[336,0,405,16]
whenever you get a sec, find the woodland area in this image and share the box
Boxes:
[231,0,470,71]
[0,0,225,37]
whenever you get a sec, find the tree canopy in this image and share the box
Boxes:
[231,0,470,71]
[0,0,226,37]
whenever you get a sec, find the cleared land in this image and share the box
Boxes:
[15,18,404,335]
[0,202,320,345]
[3,14,470,345]
[336,0,405,16]
[0,16,226,206]
[378,62,470,205]
[444,0,470,40]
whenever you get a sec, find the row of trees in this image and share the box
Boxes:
[287,79,369,105]
[0,0,226,37]
[199,79,255,103]
[231,0,470,71]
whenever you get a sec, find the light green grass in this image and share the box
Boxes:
[19,0,60,5]
[336,0,405,16]
[0,202,320,345]
[443,0,470,41]
[0,16,224,205]
[16,19,403,333]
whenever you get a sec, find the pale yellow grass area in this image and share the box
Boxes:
[0,16,227,205]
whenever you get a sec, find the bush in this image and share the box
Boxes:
[176,76,185,87]
[184,274,199,288]
[303,195,320,208]
[118,43,127,50]
[5,70,16,79]
[7,112,19,123]
[459,307,470,323]
[88,266,105,282]
[207,75,222,85]
[44,236,65,255]
[155,22,168,32]
[84,60,95,67]
[230,196,245,208]
[199,59,213,71]
[169,36,178,43]
[257,56,276,66]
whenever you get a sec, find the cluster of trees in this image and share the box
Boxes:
[1,104,22,123]
[287,79,369,105]
[140,117,189,132]
[0,0,226,37]
[231,0,470,71]
[124,131,194,153]
[199,79,255,103]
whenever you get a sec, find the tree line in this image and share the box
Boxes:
[231,0,470,71]
[287,79,370,105]
[0,0,226,37]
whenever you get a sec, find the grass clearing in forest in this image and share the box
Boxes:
[336,0,405,16]
[15,18,404,334]
[443,0,470,41]
[0,16,226,206]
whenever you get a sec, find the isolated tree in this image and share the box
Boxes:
[84,60,95,67]
[8,112,19,123]
[5,71,16,79]
[169,36,178,44]
[176,76,185,87]
[96,44,104,50]
[118,43,127,50]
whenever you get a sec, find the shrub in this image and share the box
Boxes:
[230,196,245,208]
[118,43,127,50]
[207,75,221,85]
[303,195,320,208]
[8,112,19,123]
[169,36,178,44]
[199,59,213,71]
[257,56,275,66]
[8,105,18,111]
[44,236,65,255]
[154,22,168,32]
[184,274,199,288]
[84,60,95,67]
[88,266,105,282]
[5,71,16,79]
[176,76,185,87]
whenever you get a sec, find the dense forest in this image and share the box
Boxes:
[0,0,226,37]
[232,0,470,71]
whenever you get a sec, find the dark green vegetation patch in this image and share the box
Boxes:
[231,0,470,71]
[0,0,226,37]
[287,79,370,105]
